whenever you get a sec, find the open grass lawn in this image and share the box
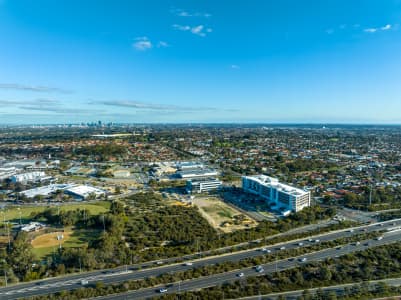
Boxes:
[31,227,101,259]
[0,201,110,224]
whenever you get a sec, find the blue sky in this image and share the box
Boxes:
[1,0,401,124]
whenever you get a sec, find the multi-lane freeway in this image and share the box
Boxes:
[1,219,401,299]
[88,230,401,300]
[236,277,401,300]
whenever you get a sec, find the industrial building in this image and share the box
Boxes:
[242,175,310,213]
[64,185,106,200]
[176,168,218,179]
[20,184,105,200]
[186,177,222,194]
[10,171,49,183]
[175,161,204,171]
[0,167,17,180]
[20,184,74,198]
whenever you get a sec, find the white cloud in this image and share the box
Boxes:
[133,37,152,51]
[171,8,211,18]
[364,24,392,33]
[98,100,221,112]
[157,41,169,48]
[381,24,392,30]
[172,24,191,31]
[173,24,212,37]
[0,83,72,93]
[191,25,205,36]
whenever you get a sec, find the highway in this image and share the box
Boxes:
[89,230,401,300]
[236,277,401,300]
[0,219,401,299]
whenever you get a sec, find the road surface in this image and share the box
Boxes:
[90,230,401,299]
[1,219,401,299]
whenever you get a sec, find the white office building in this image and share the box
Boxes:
[186,177,222,194]
[242,175,310,213]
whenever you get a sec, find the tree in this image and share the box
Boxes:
[9,232,35,278]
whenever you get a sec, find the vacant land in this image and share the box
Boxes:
[1,202,110,223]
[193,197,257,232]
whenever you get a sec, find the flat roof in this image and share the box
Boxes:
[243,175,308,196]
[65,185,105,197]
[187,177,222,183]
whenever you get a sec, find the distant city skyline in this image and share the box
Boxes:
[1,0,401,124]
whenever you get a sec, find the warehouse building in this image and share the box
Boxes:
[10,171,49,183]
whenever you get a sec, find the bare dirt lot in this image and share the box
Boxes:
[193,197,257,233]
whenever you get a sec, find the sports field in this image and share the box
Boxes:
[31,228,101,258]
[0,201,110,223]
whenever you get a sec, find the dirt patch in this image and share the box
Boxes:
[31,231,72,248]
[193,197,257,233]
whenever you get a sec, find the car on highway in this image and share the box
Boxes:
[155,261,164,265]
[349,229,354,233]
[184,262,193,266]
[255,265,264,273]
[237,272,245,277]
[355,241,361,246]
[299,257,307,262]
[279,246,286,250]
[298,242,304,246]
[377,236,383,240]
[158,288,168,293]
[315,239,320,243]
[80,279,89,286]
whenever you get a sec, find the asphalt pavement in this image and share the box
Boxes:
[90,230,401,299]
[1,219,401,299]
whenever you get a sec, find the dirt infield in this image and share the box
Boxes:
[31,231,72,248]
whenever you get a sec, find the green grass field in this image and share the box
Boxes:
[32,228,101,259]
[0,201,110,223]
